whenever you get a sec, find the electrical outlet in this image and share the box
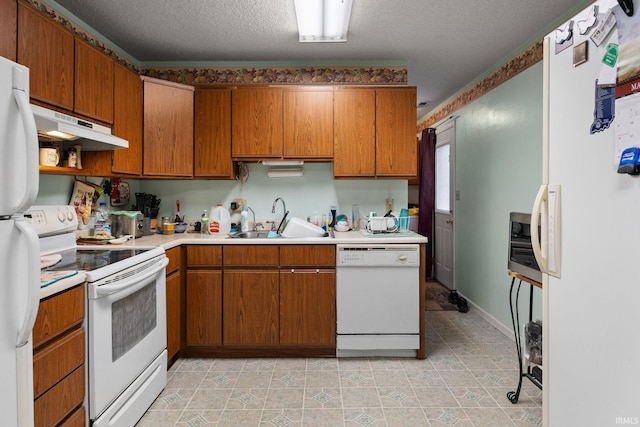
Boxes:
[385,198,394,212]
[231,198,246,214]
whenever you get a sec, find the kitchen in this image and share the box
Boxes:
[3,0,638,426]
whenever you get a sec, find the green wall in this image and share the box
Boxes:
[452,62,543,330]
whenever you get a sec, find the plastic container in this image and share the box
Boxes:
[94,202,111,238]
[280,217,326,238]
[240,206,249,232]
[209,204,231,235]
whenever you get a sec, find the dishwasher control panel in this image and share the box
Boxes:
[336,244,420,267]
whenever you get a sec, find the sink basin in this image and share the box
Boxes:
[228,231,270,239]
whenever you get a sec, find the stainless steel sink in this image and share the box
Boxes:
[228,231,270,239]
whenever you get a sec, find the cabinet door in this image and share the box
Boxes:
[186,270,222,346]
[143,78,194,176]
[283,88,333,158]
[0,0,17,61]
[194,89,234,178]
[375,87,417,177]
[186,245,222,267]
[112,63,143,175]
[223,270,279,345]
[166,270,182,359]
[74,38,114,123]
[333,88,376,177]
[231,87,283,158]
[280,245,335,267]
[280,269,336,345]
[17,3,74,110]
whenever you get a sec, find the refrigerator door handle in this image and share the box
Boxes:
[531,184,548,274]
[12,66,39,213]
[15,218,40,347]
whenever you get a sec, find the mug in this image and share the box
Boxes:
[366,216,398,233]
[39,147,59,166]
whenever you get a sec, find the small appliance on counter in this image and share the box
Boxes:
[110,211,144,238]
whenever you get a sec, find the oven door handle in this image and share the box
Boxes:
[94,257,168,297]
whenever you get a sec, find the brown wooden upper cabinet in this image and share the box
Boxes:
[142,77,194,177]
[283,87,334,159]
[194,88,234,178]
[18,2,115,125]
[333,88,376,177]
[333,87,417,178]
[111,63,143,175]
[231,87,283,159]
[375,87,417,177]
[0,0,17,61]
[17,1,74,111]
[74,38,114,124]
[232,86,334,160]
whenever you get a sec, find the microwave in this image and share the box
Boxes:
[508,212,541,282]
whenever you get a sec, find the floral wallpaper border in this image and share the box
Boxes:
[140,66,407,86]
[418,40,544,131]
[26,1,407,86]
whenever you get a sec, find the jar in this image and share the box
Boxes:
[67,147,77,168]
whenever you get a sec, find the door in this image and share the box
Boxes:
[433,122,455,288]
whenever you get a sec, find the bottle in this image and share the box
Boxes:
[200,209,209,235]
[209,204,231,234]
[94,201,111,238]
[352,204,361,231]
[240,205,249,232]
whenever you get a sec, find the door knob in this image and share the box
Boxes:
[446,219,453,224]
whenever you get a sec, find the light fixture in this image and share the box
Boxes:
[267,168,304,178]
[294,0,353,43]
[261,160,304,166]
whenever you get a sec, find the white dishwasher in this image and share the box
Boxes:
[336,244,420,357]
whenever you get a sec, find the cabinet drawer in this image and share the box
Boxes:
[280,245,335,267]
[33,285,84,350]
[224,245,279,267]
[33,328,84,398]
[59,406,85,427]
[187,245,222,267]
[34,366,84,427]
[166,246,181,274]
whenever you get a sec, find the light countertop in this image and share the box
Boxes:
[117,230,428,251]
[41,230,427,299]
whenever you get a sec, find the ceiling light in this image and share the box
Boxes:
[294,0,353,43]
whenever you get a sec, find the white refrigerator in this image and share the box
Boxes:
[0,56,40,427]
[536,1,640,425]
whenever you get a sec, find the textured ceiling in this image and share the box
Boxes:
[50,0,590,119]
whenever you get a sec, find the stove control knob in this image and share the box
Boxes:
[67,209,75,221]
[58,210,66,222]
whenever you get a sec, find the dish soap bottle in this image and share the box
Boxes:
[200,209,209,235]
[240,205,249,232]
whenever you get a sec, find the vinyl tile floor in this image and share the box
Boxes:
[137,310,542,427]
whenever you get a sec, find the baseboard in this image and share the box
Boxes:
[456,291,514,341]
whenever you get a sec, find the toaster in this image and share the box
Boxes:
[110,212,144,238]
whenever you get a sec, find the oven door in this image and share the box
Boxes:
[87,255,168,420]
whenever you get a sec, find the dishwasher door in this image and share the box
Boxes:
[336,244,420,355]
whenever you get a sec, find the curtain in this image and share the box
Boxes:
[418,128,436,279]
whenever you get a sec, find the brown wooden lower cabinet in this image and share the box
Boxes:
[186,269,222,346]
[180,244,336,358]
[279,269,336,345]
[223,270,279,345]
[33,284,85,427]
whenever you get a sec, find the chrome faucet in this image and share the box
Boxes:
[272,197,288,234]
[272,197,286,216]
[247,207,262,231]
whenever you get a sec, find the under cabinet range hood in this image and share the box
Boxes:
[31,104,128,150]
